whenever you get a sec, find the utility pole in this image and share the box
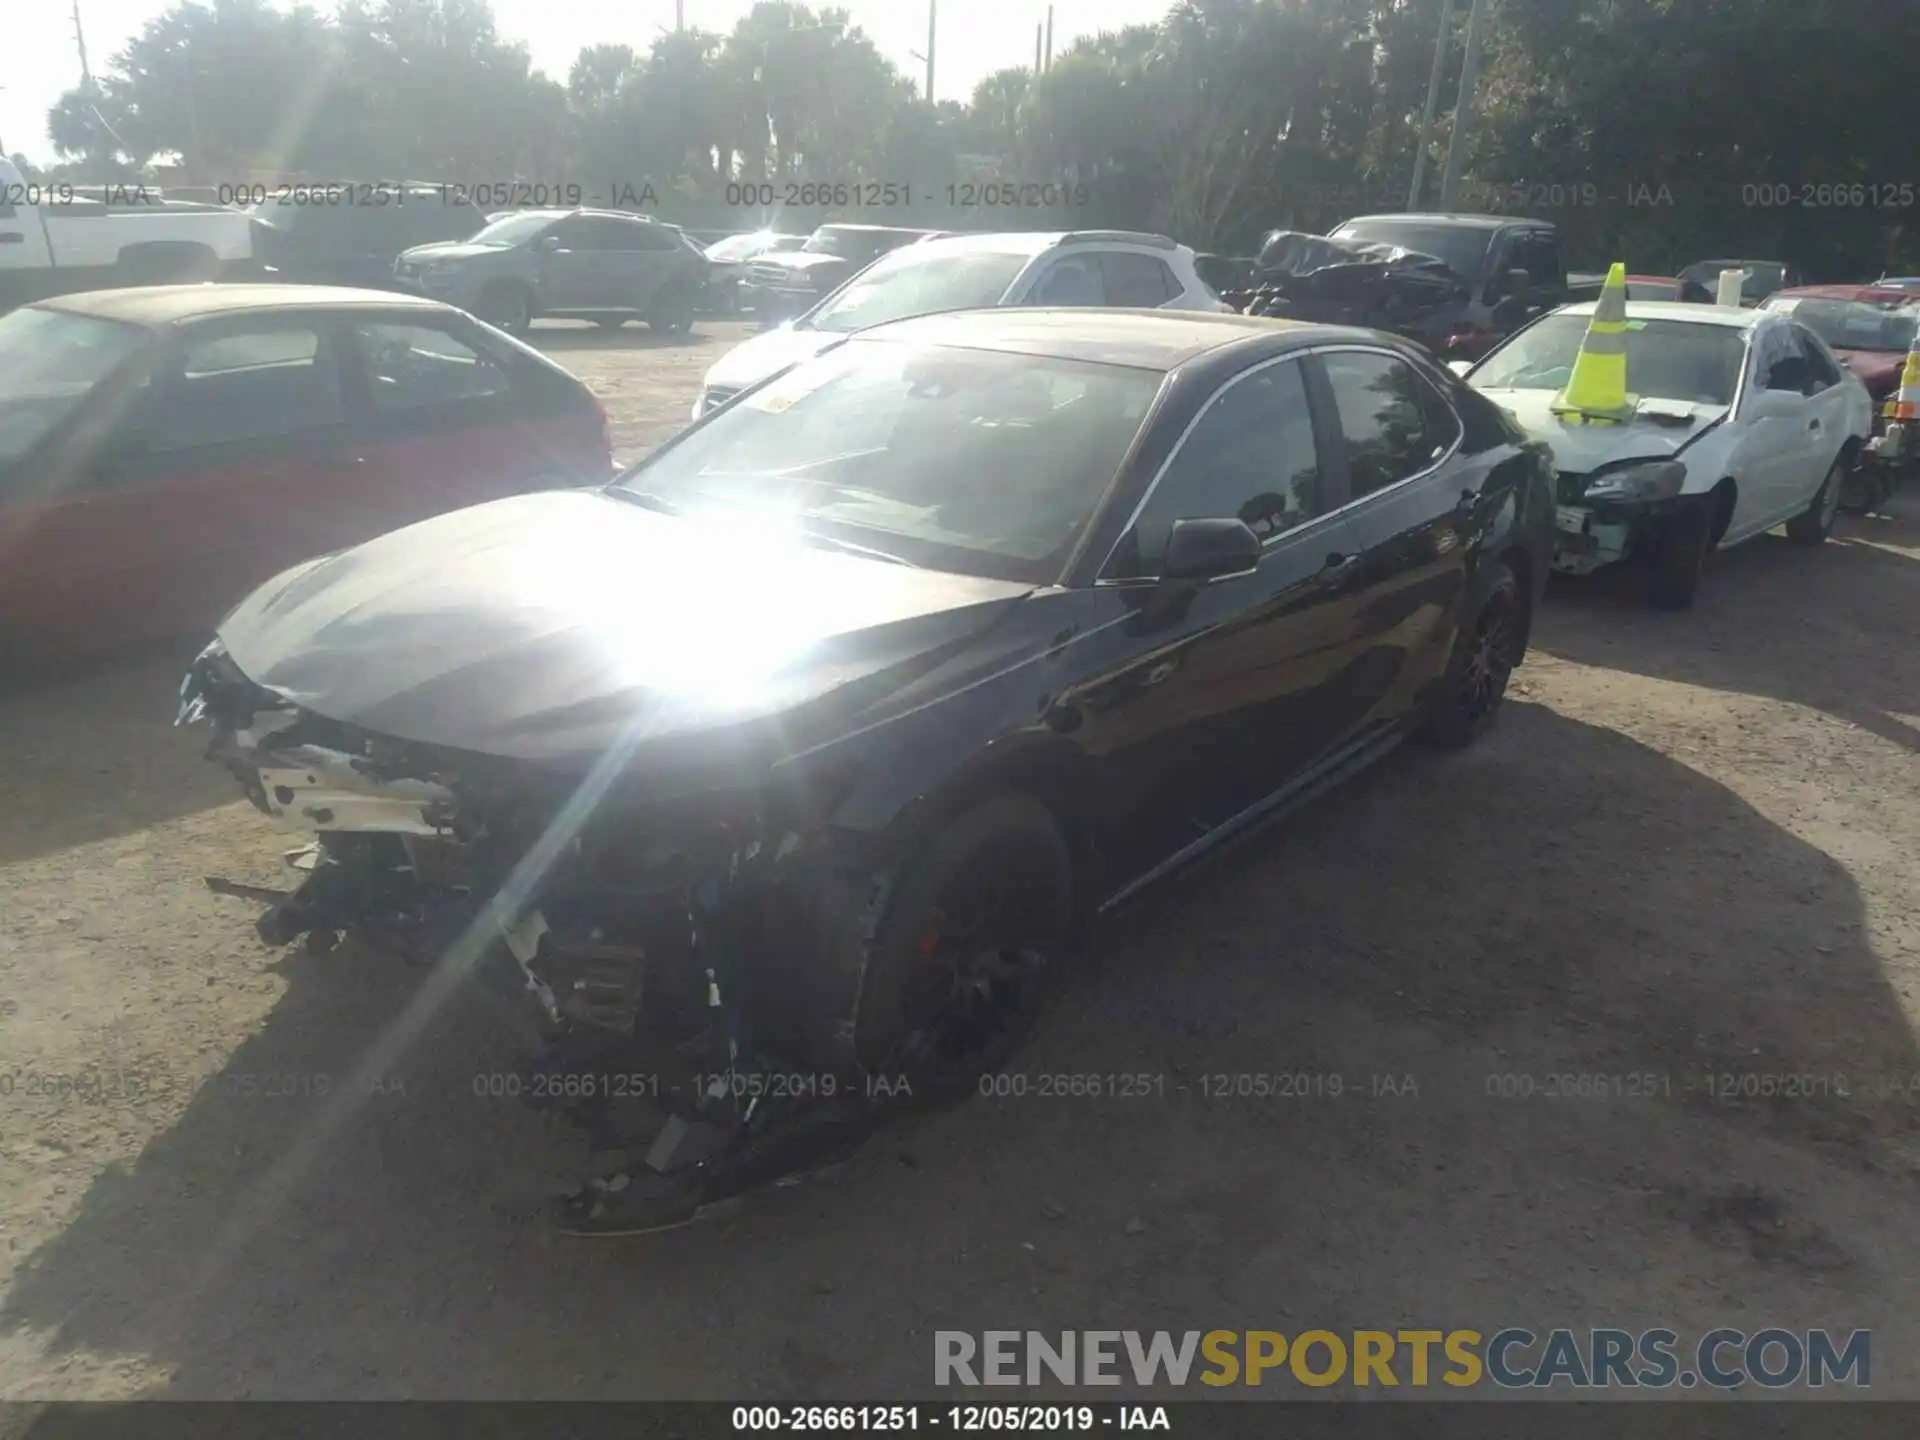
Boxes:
[1044,6,1053,70]
[925,0,936,103]
[1034,23,1042,73]
[1437,0,1488,213]
[74,0,94,87]
[1407,0,1455,211]
[675,0,684,30]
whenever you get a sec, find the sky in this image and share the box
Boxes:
[2,0,1176,164]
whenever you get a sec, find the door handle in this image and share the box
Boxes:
[0,232,24,244]
[1456,487,1478,510]
[1318,550,1360,581]
[1807,418,1821,431]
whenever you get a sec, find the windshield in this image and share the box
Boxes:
[1760,296,1919,354]
[0,307,150,464]
[804,228,908,262]
[1472,314,1746,406]
[618,339,1163,581]
[1327,220,1492,279]
[465,213,558,247]
[806,249,1031,335]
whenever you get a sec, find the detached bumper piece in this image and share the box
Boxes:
[1550,505,1631,575]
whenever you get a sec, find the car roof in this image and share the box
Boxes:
[851,307,1349,369]
[814,223,935,236]
[1772,283,1920,305]
[1549,299,1763,330]
[35,284,452,326]
[1338,212,1547,231]
[903,230,1182,260]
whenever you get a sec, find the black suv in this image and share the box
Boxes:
[248,186,487,290]
[396,209,711,335]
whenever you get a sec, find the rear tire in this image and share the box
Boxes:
[1786,453,1846,544]
[1416,561,1524,749]
[1648,501,1712,609]
[851,792,1073,1105]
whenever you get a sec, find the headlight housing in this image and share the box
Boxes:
[1582,459,1687,503]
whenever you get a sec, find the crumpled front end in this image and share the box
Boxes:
[177,638,874,1068]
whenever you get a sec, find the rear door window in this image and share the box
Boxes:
[350,321,512,412]
[1320,350,1449,497]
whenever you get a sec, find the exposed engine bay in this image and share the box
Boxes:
[177,640,912,1229]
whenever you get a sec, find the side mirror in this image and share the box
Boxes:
[1163,518,1262,582]
[1448,359,1474,378]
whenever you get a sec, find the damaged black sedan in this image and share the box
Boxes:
[180,308,1554,1233]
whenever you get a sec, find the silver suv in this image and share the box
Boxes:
[396,209,710,336]
[695,230,1232,416]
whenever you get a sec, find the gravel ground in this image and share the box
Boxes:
[0,319,1916,1400]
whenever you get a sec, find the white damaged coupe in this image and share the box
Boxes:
[1461,301,1873,607]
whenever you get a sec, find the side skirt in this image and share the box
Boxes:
[1095,723,1412,917]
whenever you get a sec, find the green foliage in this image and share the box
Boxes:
[39,0,1920,274]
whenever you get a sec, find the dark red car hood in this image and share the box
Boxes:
[1833,348,1907,396]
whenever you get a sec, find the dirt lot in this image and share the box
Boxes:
[1,320,1918,1400]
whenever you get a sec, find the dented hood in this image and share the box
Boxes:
[1474,389,1728,472]
[216,490,1034,764]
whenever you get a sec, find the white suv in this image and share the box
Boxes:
[694,230,1232,417]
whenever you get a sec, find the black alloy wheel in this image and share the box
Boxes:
[858,794,1073,1105]
[1416,561,1523,748]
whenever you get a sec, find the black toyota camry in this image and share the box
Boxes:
[180,308,1554,1231]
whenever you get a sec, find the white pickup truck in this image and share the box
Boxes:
[0,156,258,309]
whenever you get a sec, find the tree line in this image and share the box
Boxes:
[20,0,1920,276]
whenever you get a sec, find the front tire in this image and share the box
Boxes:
[476,282,533,336]
[852,793,1074,1105]
[647,284,695,335]
[1786,452,1847,544]
[1648,500,1712,610]
[1416,561,1524,749]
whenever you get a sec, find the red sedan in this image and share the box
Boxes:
[1758,284,1920,398]
[0,284,613,662]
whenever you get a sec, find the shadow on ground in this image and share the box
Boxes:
[1536,495,1920,753]
[0,640,231,865]
[3,700,1911,1397]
